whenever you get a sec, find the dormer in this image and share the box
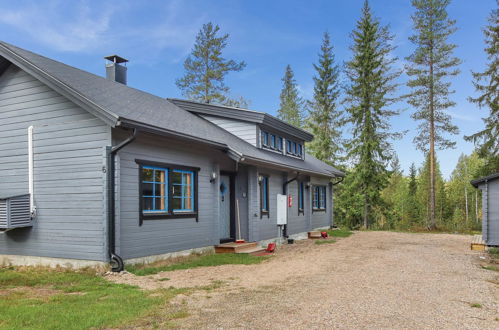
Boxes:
[169,99,313,161]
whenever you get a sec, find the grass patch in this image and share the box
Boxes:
[327,228,353,238]
[488,248,499,260]
[482,265,499,272]
[0,267,184,330]
[315,239,337,245]
[470,303,482,308]
[126,253,269,276]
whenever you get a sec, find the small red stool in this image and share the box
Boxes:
[266,242,276,253]
[321,231,328,238]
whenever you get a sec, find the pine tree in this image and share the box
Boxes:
[406,162,419,225]
[343,0,402,229]
[176,22,248,107]
[465,7,498,173]
[278,65,303,127]
[405,0,461,230]
[306,32,343,165]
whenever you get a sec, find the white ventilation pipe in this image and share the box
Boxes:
[28,125,36,218]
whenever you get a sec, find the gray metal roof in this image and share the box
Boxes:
[0,41,344,178]
[471,173,499,188]
[169,98,314,142]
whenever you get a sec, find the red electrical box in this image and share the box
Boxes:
[288,194,292,207]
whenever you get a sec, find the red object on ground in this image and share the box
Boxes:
[321,231,328,238]
[266,242,276,253]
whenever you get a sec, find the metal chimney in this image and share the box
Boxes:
[104,55,128,85]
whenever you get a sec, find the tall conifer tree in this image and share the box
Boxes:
[465,6,498,173]
[344,0,401,228]
[176,22,248,107]
[307,32,343,165]
[405,0,461,230]
[278,65,303,127]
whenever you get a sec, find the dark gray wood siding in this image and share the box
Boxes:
[114,130,236,260]
[286,180,310,235]
[481,179,499,246]
[310,177,332,229]
[201,115,258,146]
[0,65,110,261]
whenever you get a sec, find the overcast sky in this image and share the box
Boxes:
[0,0,495,178]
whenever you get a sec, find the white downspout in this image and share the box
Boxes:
[28,125,36,218]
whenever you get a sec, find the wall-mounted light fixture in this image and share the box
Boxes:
[258,175,263,184]
[305,182,311,189]
[210,171,217,183]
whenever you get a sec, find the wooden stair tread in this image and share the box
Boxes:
[215,242,259,253]
[235,246,265,254]
[308,231,323,239]
[471,234,486,251]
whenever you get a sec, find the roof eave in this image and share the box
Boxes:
[470,172,499,188]
[241,155,340,178]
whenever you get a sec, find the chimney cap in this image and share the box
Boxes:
[104,55,128,64]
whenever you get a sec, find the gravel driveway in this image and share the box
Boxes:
[115,231,499,329]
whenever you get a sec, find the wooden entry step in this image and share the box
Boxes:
[215,241,263,254]
[308,231,323,239]
[471,234,486,251]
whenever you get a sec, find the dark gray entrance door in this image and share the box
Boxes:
[219,175,231,240]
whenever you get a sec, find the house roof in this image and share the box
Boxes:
[0,41,344,178]
[470,173,499,188]
[169,98,314,142]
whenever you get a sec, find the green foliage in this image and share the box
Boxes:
[306,32,343,165]
[446,153,484,231]
[342,0,401,228]
[405,0,461,230]
[327,228,353,237]
[176,22,248,107]
[405,0,461,152]
[0,267,180,330]
[465,7,498,160]
[278,65,304,127]
[126,253,268,276]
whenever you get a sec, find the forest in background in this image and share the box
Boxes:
[174,0,498,232]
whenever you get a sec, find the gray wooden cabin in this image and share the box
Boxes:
[0,41,343,270]
[471,173,499,246]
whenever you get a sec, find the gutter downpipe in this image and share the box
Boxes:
[107,128,137,272]
[282,172,300,238]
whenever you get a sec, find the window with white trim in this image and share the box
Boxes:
[312,185,326,211]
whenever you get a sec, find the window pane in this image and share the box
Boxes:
[172,185,182,197]
[142,168,153,181]
[278,137,283,150]
[172,198,181,210]
[171,171,182,184]
[142,183,153,196]
[143,197,154,211]
[185,197,193,210]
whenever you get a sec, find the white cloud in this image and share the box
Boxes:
[0,1,115,52]
[0,0,205,61]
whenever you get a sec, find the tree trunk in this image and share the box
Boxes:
[464,186,469,224]
[363,195,369,229]
[429,58,436,230]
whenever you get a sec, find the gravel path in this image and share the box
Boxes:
[113,232,499,329]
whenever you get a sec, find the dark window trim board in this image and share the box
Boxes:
[136,159,200,225]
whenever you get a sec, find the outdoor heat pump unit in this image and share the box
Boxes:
[0,194,32,231]
[277,194,287,225]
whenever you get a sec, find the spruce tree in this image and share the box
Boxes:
[405,0,461,230]
[306,32,343,165]
[176,22,248,107]
[406,162,419,225]
[343,0,401,229]
[278,65,303,127]
[465,7,498,173]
